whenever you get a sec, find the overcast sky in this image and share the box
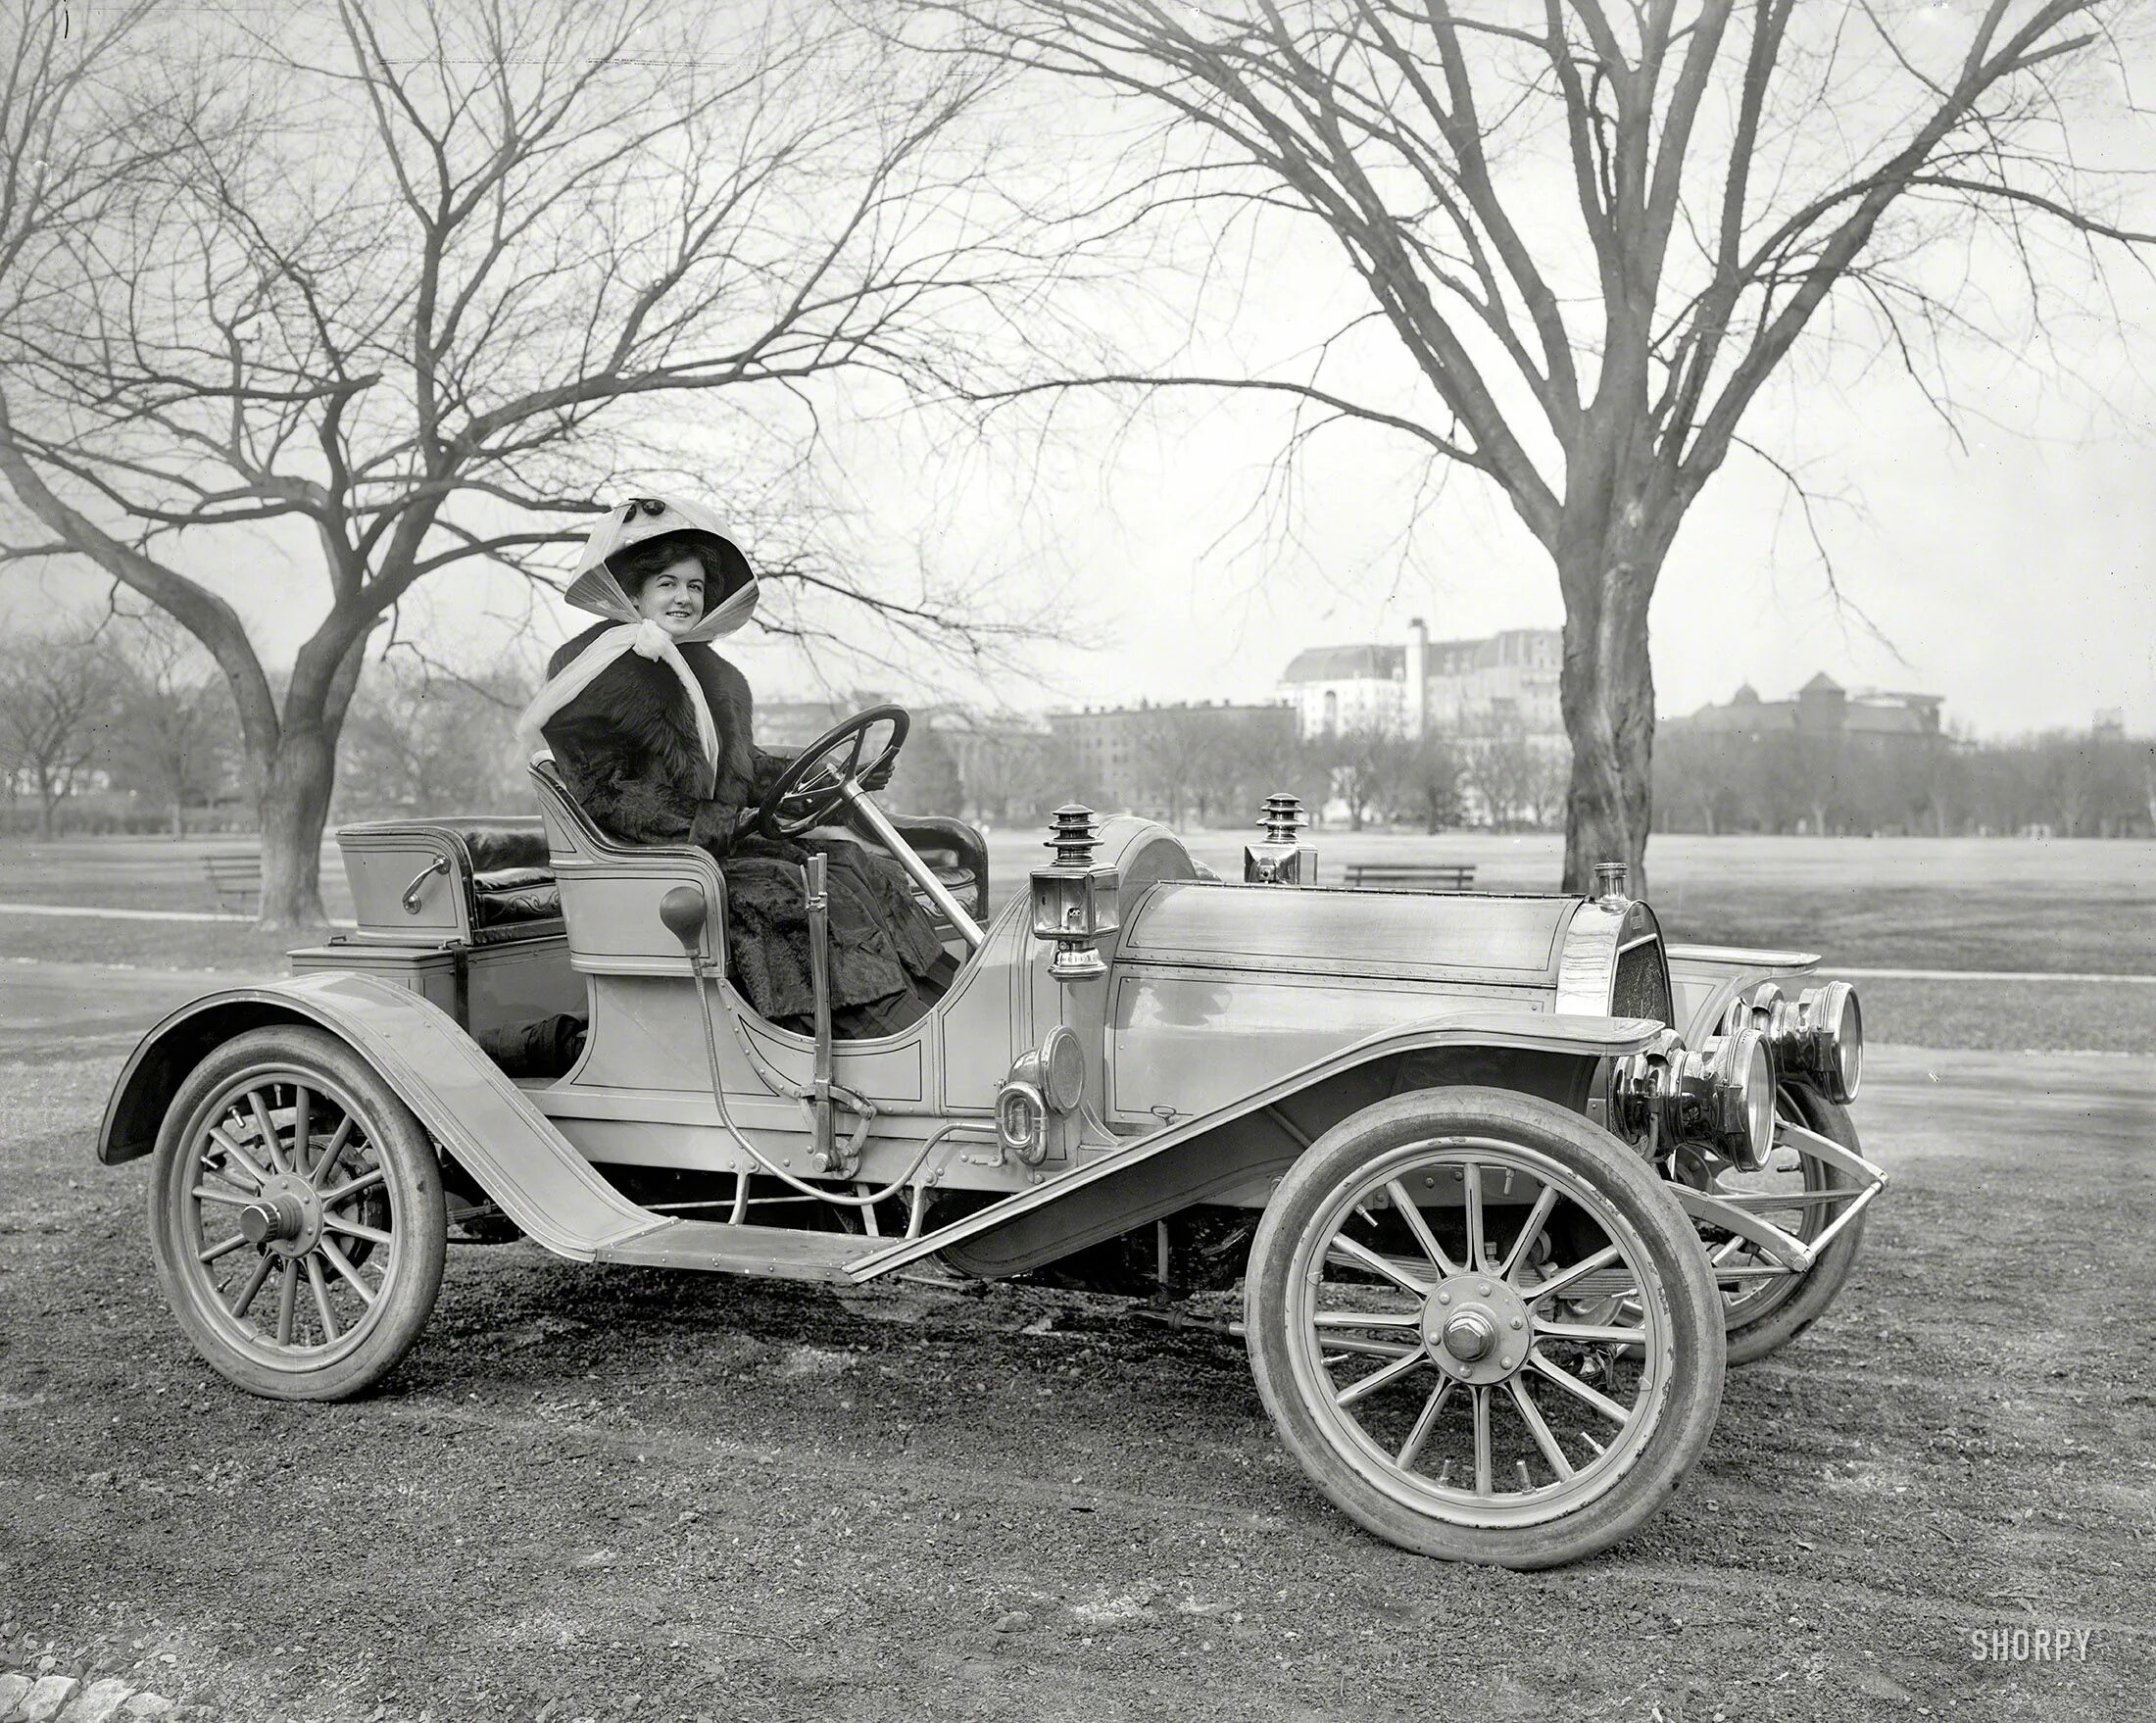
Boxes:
[9,3,2152,740]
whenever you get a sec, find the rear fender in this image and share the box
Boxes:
[846,1011,1664,1282]
[97,971,663,1261]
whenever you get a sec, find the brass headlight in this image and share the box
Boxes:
[1792,981,1862,1104]
[1703,1029,1776,1170]
[1610,1027,1774,1168]
[1722,978,1863,1105]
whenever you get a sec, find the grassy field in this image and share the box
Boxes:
[6,829,2151,970]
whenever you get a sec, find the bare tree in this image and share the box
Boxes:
[1323,717,1404,830]
[0,0,1048,923]
[336,658,533,820]
[923,0,2153,890]
[105,610,242,837]
[1462,720,1542,828]
[0,626,115,837]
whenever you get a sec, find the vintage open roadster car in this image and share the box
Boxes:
[97,708,1882,1568]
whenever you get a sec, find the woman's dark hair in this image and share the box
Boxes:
[610,531,732,603]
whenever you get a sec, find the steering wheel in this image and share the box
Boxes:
[755,704,908,840]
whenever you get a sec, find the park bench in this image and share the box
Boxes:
[1340,862,1477,893]
[203,852,262,915]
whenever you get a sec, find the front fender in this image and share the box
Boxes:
[1664,942,1823,1047]
[845,1009,1664,1283]
[97,971,665,1262]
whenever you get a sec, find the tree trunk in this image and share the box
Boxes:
[257,726,337,928]
[1557,555,1657,897]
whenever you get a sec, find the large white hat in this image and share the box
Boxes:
[563,493,759,643]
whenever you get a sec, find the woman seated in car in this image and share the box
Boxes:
[519,494,946,1039]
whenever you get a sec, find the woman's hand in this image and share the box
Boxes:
[689,799,753,852]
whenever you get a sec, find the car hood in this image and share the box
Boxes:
[1111,881,1576,990]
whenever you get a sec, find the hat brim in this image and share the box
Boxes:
[565,496,759,643]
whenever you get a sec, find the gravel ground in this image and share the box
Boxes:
[5,1036,2152,1722]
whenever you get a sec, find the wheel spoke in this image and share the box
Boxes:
[226,1252,274,1320]
[1334,1346,1426,1408]
[1528,1350,1632,1424]
[321,1212,392,1247]
[1507,1379,1576,1481]
[319,1165,384,1206]
[1534,1320,1648,1346]
[1395,1378,1454,1469]
[1312,1308,1423,1332]
[1320,1336,1422,1361]
[305,1254,341,1341]
[1462,1159,1487,1271]
[290,1085,314,1173]
[1471,1386,1494,1495]
[247,1089,290,1174]
[274,1260,299,1346]
[1498,1184,1559,1282]
[197,1232,249,1264]
[208,1128,270,1191]
[318,1238,378,1307]
[1526,1243,1623,1304]
[309,1116,354,1186]
[1385,1179,1459,1276]
[191,1183,255,1207]
[1325,1232,1432,1299]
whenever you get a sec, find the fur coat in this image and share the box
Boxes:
[539,621,942,1029]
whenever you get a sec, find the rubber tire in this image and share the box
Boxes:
[1245,1087,1727,1569]
[1723,1082,1867,1365]
[147,1024,447,1401]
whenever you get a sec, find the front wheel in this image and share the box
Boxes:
[1245,1087,1726,1568]
[148,1024,447,1400]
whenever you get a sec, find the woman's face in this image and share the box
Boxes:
[633,556,707,636]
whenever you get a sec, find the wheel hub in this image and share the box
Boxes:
[237,1172,321,1258]
[1420,1273,1532,1386]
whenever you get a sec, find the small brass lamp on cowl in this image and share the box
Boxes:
[1030,805,1120,982]
[1244,793,1317,886]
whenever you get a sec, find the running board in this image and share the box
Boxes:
[595,1221,862,1280]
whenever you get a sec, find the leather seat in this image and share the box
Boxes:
[458,824,553,873]
[470,864,563,927]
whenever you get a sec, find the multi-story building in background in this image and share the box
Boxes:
[1277,621,1563,740]
[1663,673,1944,746]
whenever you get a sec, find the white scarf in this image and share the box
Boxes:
[516,617,721,796]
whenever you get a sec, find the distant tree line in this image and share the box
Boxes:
[1654,729,2156,839]
[9,612,2150,844]
[0,615,541,837]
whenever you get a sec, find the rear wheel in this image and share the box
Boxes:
[148,1025,446,1400]
[1246,1088,1725,1568]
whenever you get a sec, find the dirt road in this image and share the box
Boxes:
[3,1007,2151,1719]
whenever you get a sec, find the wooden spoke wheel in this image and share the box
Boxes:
[1708,1081,1868,1364]
[1246,1088,1725,1569]
[148,1025,446,1400]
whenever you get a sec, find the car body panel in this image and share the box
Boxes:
[847,1009,1666,1282]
